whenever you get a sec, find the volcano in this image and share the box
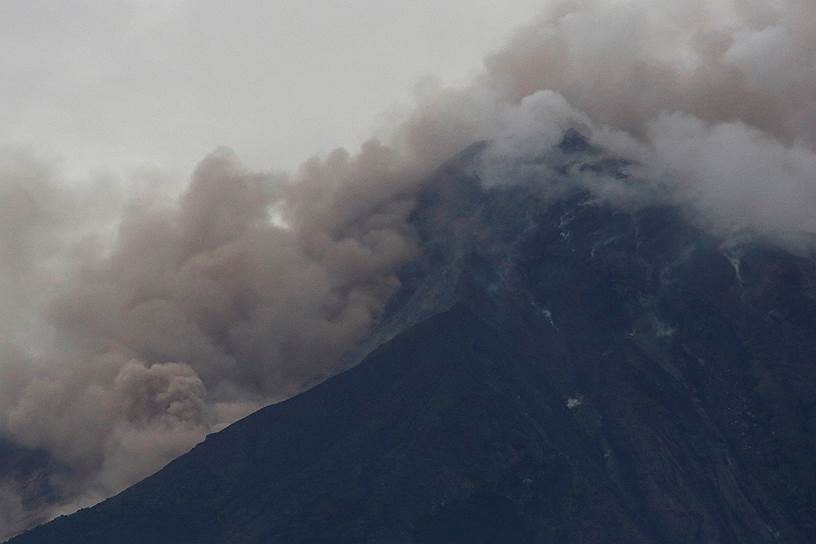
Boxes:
[9,133,816,543]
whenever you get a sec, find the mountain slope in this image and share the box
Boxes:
[0,441,60,539]
[10,134,816,543]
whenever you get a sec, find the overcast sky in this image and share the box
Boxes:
[0,0,544,179]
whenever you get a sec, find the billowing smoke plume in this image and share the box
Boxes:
[0,143,423,532]
[3,0,816,537]
[486,0,816,146]
[479,0,816,246]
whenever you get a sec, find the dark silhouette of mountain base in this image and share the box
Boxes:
[0,440,61,539]
[10,133,816,543]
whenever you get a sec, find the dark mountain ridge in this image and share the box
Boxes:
[9,132,816,543]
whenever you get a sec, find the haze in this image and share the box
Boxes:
[0,0,544,178]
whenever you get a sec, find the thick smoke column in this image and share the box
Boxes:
[486,0,816,146]
[0,144,422,529]
[2,0,816,537]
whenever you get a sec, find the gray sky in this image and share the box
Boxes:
[0,0,544,178]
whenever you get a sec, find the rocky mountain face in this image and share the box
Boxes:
[9,133,816,543]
